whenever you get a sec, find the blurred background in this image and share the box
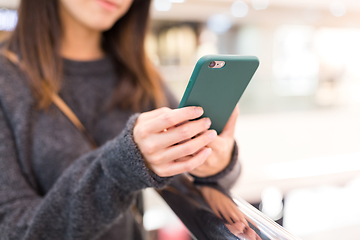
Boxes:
[1,0,360,239]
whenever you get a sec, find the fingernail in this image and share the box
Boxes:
[205,118,211,127]
[195,107,204,116]
[208,130,217,140]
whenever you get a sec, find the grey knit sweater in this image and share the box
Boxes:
[0,54,241,240]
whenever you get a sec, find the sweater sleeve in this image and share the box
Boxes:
[0,106,171,239]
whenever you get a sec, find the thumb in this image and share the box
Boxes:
[220,105,239,138]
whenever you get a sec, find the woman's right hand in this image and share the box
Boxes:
[133,107,217,177]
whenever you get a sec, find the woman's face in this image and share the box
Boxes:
[59,0,135,31]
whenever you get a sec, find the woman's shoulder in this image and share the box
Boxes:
[0,49,30,88]
[0,51,13,74]
[0,50,34,111]
[0,51,22,82]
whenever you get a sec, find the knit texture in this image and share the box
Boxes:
[0,54,240,240]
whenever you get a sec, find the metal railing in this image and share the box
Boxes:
[158,175,301,240]
[232,195,301,240]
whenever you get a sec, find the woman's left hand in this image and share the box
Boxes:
[189,106,239,178]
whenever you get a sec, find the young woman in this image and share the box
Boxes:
[0,0,242,239]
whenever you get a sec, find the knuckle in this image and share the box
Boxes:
[163,113,176,126]
[146,155,156,164]
[143,142,157,155]
[156,168,168,177]
[137,113,145,122]
[136,126,148,139]
[160,107,171,112]
[152,154,164,165]
[179,126,191,138]
[183,144,195,155]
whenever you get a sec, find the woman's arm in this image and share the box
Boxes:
[0,97,217,239]
[0,106,167,239]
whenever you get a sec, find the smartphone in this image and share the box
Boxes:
[178,55,259,134]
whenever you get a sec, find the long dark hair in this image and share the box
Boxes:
[4,0,166,111]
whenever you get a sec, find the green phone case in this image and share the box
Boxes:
[178,55,259,134]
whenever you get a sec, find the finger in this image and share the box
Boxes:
[155,130,216,166]
[146,107,204,133]
[225,224,243,237]
[140,118,210,157]
[224,208,244,226]
[159,148,212,177]
[230,204,249,227]
[206,199,223,220]
[238,214,249,228]
[214,194,249,227]
[244,227,257,240]
[213,210,223,221]
[216,202,236,225]
[244,216,257,229]
[218,211,230,223]
[220,105,239,138]
[204,198,222,219]
[226,204,242,223]
[206,135,221,151]
[156,118,211,149]
[174,155,192,163]
[138,107,171,122]
[231,221,246,233]
[217,206,234,224]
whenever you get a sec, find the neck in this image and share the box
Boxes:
[60,7,105,61]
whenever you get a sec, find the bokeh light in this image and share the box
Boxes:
[0,9,17,31]
[329,0,347,17]
[251,0,269,11]
[260,187,284,221]
[154,0,172,12]
[231,1,249,18]
[207,14,232,34]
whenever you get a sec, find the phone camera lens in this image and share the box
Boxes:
[209,61,216,68]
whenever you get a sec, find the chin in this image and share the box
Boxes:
[88,17,119,31]
[92,22,116,31]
